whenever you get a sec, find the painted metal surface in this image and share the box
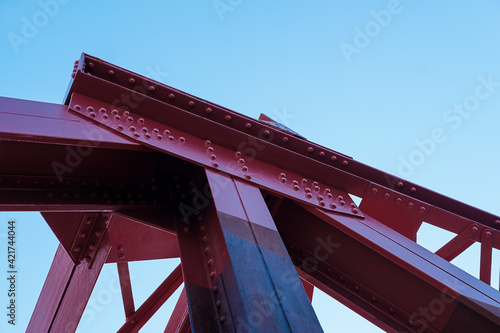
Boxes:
[1,53,499,332]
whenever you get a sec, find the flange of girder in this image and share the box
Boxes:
[69,93,364,218]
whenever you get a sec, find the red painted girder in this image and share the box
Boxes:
[27,233,110,332]
[480,229,494,285]
[272,199,500,332]
[117,264,183,333]
[164,288,191,333]
[0,96,142,149]
[69,92,362,218]
[117,262,135,319]
[66,53,500,234]
[106,212,179,263]
[362,183,500,250]
[301,277,315,302]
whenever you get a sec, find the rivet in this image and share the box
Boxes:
[204,247,209,254]
[116,124,123,131]
[410,187,417,193]
[280,178,287,184]
[127,116,133,122]
[114,115,121,120]
[188,101,195,107]
[79,231,87,238]
[330,156,337,162]
[307,146,314,153]
[99,108,106,113]
[472,226,479,233]
[342,160,349,166]
[485,231,492,238]
[140,127,148,133]
[293,185,300,191]
[371,296,377,303]
[74,104,81,110]
[119,253,125,259]
[396,181,404,188]
[305,188,311,193]
[88,62,94,68]
[396,197,402,205]
[325,189,331,193]
[156,135,163,140]
[89,243,96,250]
[306,193,312,199]
[152,128,159,134]
[219,315,226,323]
[337,195,343,201]
[330,203,337,209]
[210,154,217,160]
[118,245,124,251]
[241,166,248,172]
[129,126,136,132]
[282,136,289,143]
[209,271,216,279]
[319,151,325,157]
[144,133,151,139]
[263,129,270,136]
[339,200,345,206]
[419,206,426,213]
[168,93,175,100]
[224,115,231,121]
[339,276,345,282]
[102,114,109,119]
[319,201,325,207]
[314,186,320,192]
[168,135,175,141]
[128,77,135,84]
[73,246,81,252]
[95,229,102,237]
[292,180,299,185]
[238,158,245,164]
[280,173,286,178]
[354,286,360,292]
[205,140,212,147]
[302,179,308,185]
[207,258,213,266]
[107,69,114,76]
[212,285,219,293]
[216,299,223,308]
[318,195,324,201]
[89,112,96,118]
[138,118,145,124]
[148,85,155,92]
[352,208,359,214]
[179,137,186,143]
[86,218,93,224]
[165,129,171,135]
[124,111,130,116]
[384,193,390,200]
[326,268,331,274]
[389,308,395,314]
[495,220,500,226]
[245,174,252,180]
[371,188,378,195]
[245,122,252,129]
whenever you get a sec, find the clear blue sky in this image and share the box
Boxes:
[1,1,500,332]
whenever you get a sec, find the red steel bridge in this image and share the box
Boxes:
[1,53,499,332]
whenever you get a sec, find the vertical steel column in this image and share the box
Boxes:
[176,169,322,332]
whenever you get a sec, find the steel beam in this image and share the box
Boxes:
[164,288,191,333]
[175,169,322,332]
[27,229,110,332]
